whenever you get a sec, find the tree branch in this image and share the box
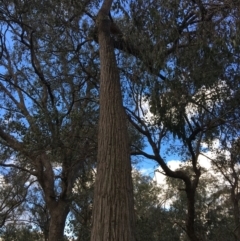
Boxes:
[0,127,23,152]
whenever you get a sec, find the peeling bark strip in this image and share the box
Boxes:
[90,1,136,241]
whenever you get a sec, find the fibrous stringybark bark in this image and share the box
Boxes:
[90,1,136,241]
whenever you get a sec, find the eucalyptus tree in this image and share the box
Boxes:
[0,1,144,240]
[0,0,239,241]
[112,0,240,240]
[90,0,136,240]
[0,1,99,240]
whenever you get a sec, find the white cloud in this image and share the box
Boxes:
[198,154,212,170]
[154,160,182,186]
[138,167,155,176]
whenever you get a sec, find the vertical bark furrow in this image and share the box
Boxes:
[91,11,135,241]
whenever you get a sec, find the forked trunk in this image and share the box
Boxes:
[90,4,136,241]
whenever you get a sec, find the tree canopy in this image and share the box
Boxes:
[0,0,240,240]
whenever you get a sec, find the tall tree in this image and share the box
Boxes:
[90,1,136,240]
[1,0,239,240]
[0,1,99,240]
[119,1,240,240]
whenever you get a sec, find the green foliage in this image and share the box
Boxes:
[0,224,44,241]
[133,170,180,241]
[0,0,240,240]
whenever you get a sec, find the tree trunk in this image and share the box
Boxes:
[90,6,136,241]
[186,188,200,241]
[48,200,69,241]
[231,191,240,241]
